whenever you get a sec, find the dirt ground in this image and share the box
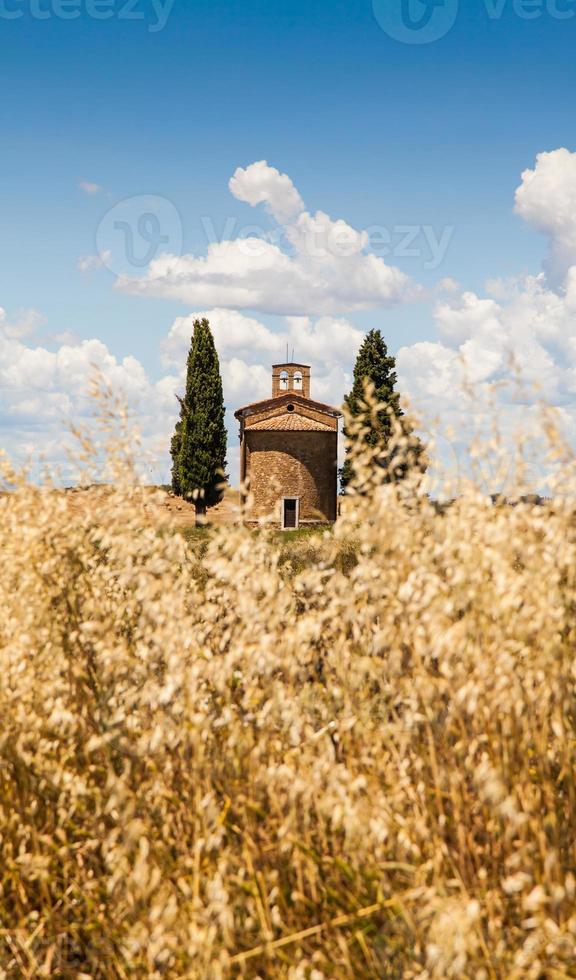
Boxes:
[62,486,243,528]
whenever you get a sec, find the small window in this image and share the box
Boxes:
[293,371,303,390]
[286,403,295,413]
[279,370,289,390]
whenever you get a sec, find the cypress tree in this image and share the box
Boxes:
[341,328,423,490]
[170,318,227,514]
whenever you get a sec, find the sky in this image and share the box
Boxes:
[1,0,576,486]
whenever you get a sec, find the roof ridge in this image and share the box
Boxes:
[235,392,342,419]
[247,411,333,432]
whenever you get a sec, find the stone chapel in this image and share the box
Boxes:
[234,363,342,528]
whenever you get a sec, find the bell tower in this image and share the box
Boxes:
[271,363,311,399]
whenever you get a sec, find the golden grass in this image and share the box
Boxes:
[0,386,575,977]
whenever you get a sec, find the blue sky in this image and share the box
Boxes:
[1,0,576,484]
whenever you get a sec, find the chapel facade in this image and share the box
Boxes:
[234,363,341,528]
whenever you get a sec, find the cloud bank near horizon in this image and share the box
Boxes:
[4,149,576,486]
[396,149,576,454]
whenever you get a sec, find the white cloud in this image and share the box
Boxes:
[397,272,576,436]
[50,330,82,346]
[397,341,460,403]
[396,148,576,455]
[222,358,271,404]
[436,277,460,295]
[78,251,111,273]
[0,316,182,483]
[79,181,103,196]
[10,148,576,493]
[117,162,418,316]
[162,309,281,367]
[0,307,46,340]
[161,309,360,409]
[163,308,363,367]
[229,160,305,223]
[284,315,365,363]
[0,334,147,402]
[515,148,576,285]
[434,291,501,350]
[0,305,354,486]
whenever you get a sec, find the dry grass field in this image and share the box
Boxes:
[0,395,575,978]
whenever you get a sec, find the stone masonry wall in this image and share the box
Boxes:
[245,430,338,523]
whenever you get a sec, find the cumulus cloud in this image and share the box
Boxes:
[0,315,181,482]
[515,148,576,285]
[10,148,576,492]
[222,358,271,404]
[395,282,576,495]
[229,160,305,223]
[78,251,111,273]
[79,181,103,196]
[161,308,361,405]
[435,277,460,295]
[162,309,281,366]
[397,269,576,455]
[0,334,151,409]
[0,307,46,340]
[117,162,418,316]
[283,315,365,364]
[50,331,82,346]
[0,304,356,485]
[396,148,576,455]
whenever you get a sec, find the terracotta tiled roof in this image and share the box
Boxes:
[248,412,332,432]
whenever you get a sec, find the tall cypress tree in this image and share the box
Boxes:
[341,328,423,490]
[170,318,227,514]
